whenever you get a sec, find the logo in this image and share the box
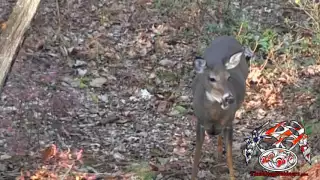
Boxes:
[243,120,311,176]
[259,148,297,171]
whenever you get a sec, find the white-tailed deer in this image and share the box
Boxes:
[191,36,249,180]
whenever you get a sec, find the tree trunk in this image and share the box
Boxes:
[0,0,41,93]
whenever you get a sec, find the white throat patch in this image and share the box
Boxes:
[205,91,221,103]
[205,91,230,110]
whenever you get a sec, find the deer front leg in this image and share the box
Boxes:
[217,134,223,161]
[191,122,205,180]
[224,126,235,180]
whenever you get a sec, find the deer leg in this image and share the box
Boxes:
[217,134,223,161]
[224,126,235,180]
[191,122,205,180]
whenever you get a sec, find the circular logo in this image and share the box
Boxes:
[258,148,298,172]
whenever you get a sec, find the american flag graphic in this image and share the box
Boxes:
[243,120,311,165]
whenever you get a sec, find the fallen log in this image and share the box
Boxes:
[0,0,41,93]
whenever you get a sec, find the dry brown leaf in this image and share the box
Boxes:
[0,22,6,30]
[149,162,159,171]
[278,77,287,83]
[260,77,268,85]
[173,146,187,156]
[266,94,279,107]
[157,101,168,113]
[247,68,262,83]
[137,32,152,47]
[244,99,262,110]
[299,163,320,180]
[30,169,57,180]
[151,24,166,34]
[155,37,168,51]
[42,144,57,162]
[261,87,273,99]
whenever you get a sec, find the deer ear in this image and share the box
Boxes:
[194,57,206,73]
[225,52,243,70]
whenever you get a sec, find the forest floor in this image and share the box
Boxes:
[0,0,320,180]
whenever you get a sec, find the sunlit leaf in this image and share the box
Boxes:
[42,144,57,162]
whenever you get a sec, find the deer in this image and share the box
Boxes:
[191,35,249,180]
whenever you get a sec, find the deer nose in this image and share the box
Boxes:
[223,93,234,104]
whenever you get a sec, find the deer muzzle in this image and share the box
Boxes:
[221,93,234,110]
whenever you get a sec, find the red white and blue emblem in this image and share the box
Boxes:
[243,120,311,171]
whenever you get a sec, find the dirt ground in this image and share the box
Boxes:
[0,0,319,180]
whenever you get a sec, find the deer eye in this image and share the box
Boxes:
[208,76,216,82]
[227,76,232,81]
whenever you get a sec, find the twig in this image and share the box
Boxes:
[55,0,61,40]
[196,0,218,22]
[237,22,243,37]
[253,40,258,53]
[61,162,75,180]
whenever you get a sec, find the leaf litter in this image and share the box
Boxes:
[0,0,320,180]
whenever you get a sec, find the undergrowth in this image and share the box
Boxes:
[151,0,320,135]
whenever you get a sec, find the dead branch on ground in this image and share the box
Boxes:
[0,0,41,93]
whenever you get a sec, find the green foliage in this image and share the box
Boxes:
[311,33,320,46]
[305,125,312,135]
[300,118,315,136]
[90,93,99,103]
[126,163,156,180]
[236,23,257,49]
[258,29,278,52]
[253,176,266,180]
[174,105,187,114]
[79,77,89,89]
[236,23,278,55]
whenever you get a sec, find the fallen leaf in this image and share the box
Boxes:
[0,22,6,30]
[42,144,57,162]
[157,101,168,112]
[136,0,153,5]
[0,154,12,160]
[89,77,107,87]
[77,69,88,76]
[174,105,187,114]
[113,152,125,161]
[140,89,152,100]
[76,149,83,161]
[299,163,320,180]
[149,162,159,171]
[74,60,87,67]
[159,58,176,67]
[173,146,186,156]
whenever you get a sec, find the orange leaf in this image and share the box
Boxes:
[42,144,57,162]
[263,88,273,99]
[0,22,6,30]
[299,163,320,180]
